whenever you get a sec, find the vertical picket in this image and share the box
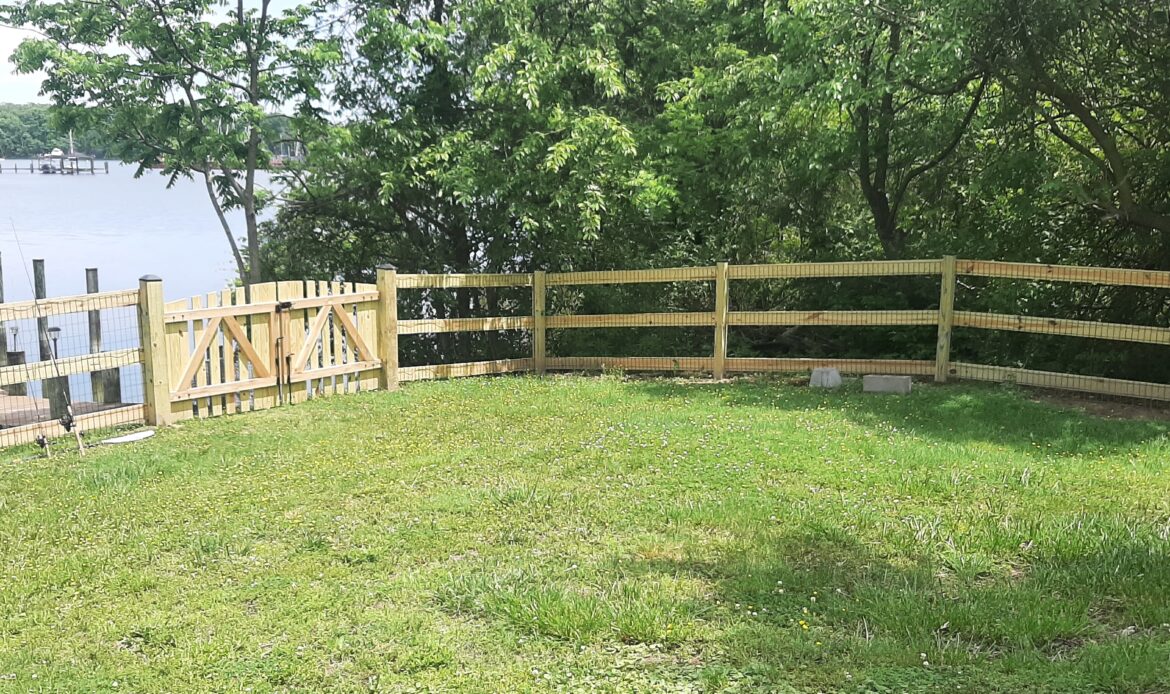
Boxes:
[250,283,278,412]
[164,297,193,422]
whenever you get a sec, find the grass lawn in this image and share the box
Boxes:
[2,375,1170,692]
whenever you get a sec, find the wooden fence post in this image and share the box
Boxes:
[533,270,547,374]
[714,261,729,380]
[137,275,173,426]
[934,255,957,383]
[376,265,399,390]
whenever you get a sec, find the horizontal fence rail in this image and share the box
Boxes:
[389,257,1170,403]
[9,255,1170,451]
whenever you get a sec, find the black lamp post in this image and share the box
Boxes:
[47,326,62,359]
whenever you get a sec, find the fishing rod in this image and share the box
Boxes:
[8,219,86,457]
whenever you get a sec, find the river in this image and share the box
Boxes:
[0,160,264,302]
[0,161,275,409]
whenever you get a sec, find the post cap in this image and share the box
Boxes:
[377,263,397,271]
[139,274,162,282]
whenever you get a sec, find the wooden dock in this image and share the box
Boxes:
[0,160,110,174]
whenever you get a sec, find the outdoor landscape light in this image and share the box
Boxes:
[47,326,62,358]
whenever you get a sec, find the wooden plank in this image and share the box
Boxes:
[289,361,380,383]
[0,348,141,388]
[725,358,935,376]
[248,283,278,413]
[291,304,332,376]
[728,260,942,280]
[952,362,1170,401]
[176,317,223,393]
[395,273,532,289]
[334,282,351,393]
[545,357,714,372]
[398,358,533,382]
[0,405,146,449]
[163,291,378,323]
[171,377,280,402]
[163,296,192,421]
[280,282,309,404]
[356,299,380,393]
[299,280,322,397]
[546,312,714,329]
[397,316,534,335]
[533,271,547,374]
[956,259,1170,288]
[953,311,1170,345]
[714,262,729,380]
[206,291,226,417]
[220,315,272,378]
[311,283,330,395]
[188,295,207,416]
[230,288,247,413]
[935,255,957,383]
[0,288,138,322]
[546,267,715,286]
[728,310,937,326]
[331,302,376,362]
[220,289,241,413]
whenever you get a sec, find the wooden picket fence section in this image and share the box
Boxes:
[152,280,382,424]
[3,256,1170,448]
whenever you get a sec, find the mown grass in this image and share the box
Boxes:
[1,375,1169,692]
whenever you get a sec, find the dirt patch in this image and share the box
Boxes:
[1026,388,1170,422]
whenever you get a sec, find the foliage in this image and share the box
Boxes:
[7,0,1170,375]
[0,0,340,283]
[2,376,1170,691]
[0,103,111,158]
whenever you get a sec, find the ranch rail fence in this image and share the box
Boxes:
[2,256,1169,448]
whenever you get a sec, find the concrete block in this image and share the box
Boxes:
[863,374,913,394]
[809,367,842,389]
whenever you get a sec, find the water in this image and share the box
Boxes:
[0,160,265,302]
[0,161,274,410]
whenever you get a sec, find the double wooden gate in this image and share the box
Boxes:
[162,281,381,421]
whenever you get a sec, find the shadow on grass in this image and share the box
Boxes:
[612,521,1170,692]
[625,378,1170,456]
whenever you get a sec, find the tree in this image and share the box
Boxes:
[1,0,339,284]
[759,0,989,259]
[966,0,1170,246]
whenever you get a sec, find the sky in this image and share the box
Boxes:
[1,1,306,104]
[0,25,44,103]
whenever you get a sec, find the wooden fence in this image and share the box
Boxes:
[3,256,1169,448]
[385,257,1170,400]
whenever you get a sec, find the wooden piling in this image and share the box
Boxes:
[87,268,122,404]
[34,259,70,419]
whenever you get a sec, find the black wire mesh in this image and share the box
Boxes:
[0,290,144,444]
[948,260,1170,398]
